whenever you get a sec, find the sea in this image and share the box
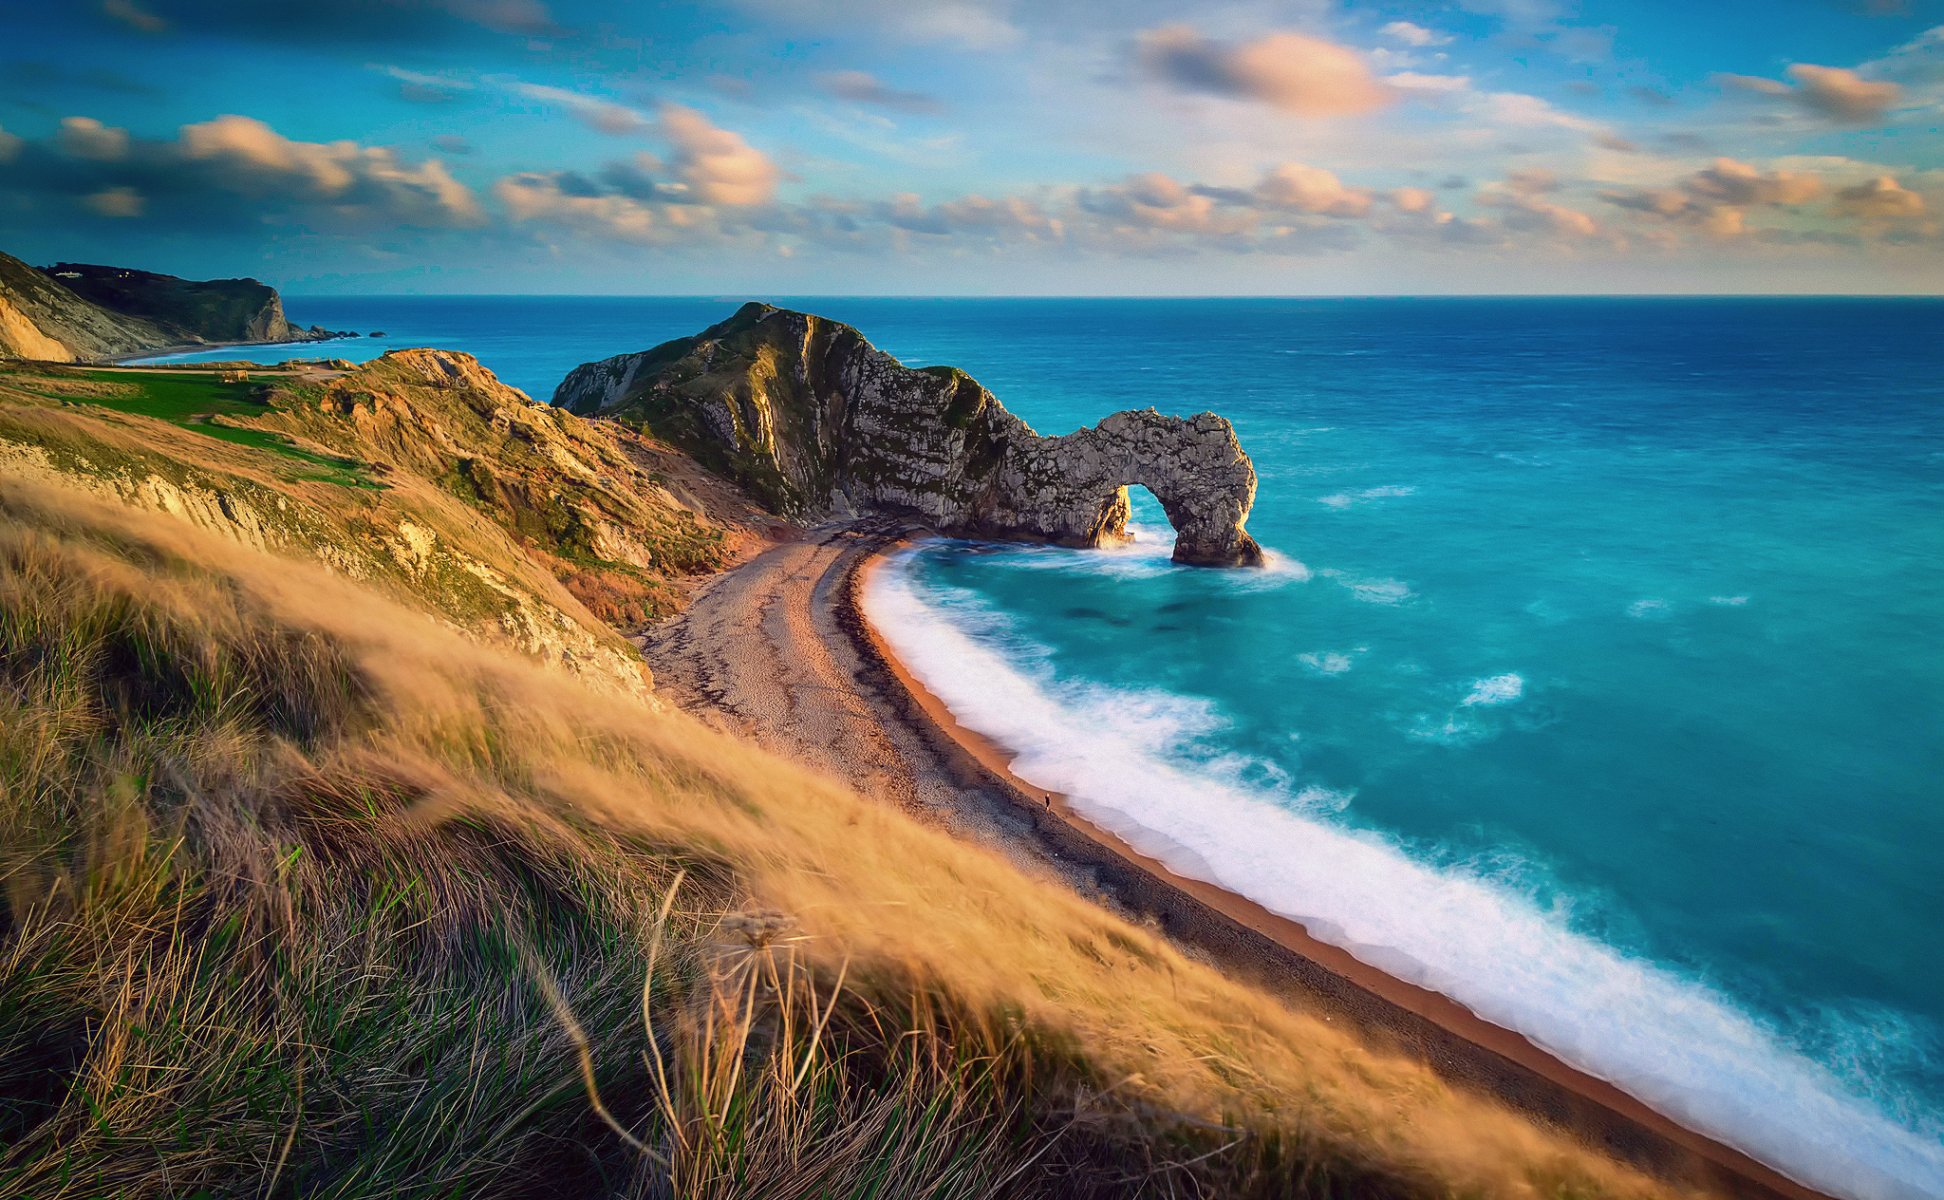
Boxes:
[138,296,1944,1199]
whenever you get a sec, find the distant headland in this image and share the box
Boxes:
[0,249,352,363]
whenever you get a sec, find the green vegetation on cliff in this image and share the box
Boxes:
[0,249,343,363]
[0,351,1710,1200]
[42,261,308,345]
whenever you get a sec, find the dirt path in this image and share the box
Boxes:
[646,520,1051,860]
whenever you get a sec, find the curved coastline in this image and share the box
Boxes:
[835,526,1827,1200]
[110,332,362,365]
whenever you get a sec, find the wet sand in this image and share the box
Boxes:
[644,518,1825,1200]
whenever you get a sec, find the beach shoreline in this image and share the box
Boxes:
[105,332,362,365]
[642,518,1825,1200]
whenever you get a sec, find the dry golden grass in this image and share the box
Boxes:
[0,472,1710,1199]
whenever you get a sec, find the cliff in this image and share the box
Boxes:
[0,250,169,361]
[0,249,347,362]
[0,351,777,694]
[553,303,1264,567]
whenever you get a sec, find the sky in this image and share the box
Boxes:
[2,0,1942,294]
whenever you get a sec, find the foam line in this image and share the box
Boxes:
[865,549,1944,1200]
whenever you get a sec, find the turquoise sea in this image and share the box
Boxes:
[140,296,1944,1199]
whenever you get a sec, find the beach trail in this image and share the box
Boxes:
[644,518,1824,1200]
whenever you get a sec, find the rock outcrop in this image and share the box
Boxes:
[554,303,1263,567]
[0,250,348,362]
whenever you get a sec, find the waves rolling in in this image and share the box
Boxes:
[865,548,1944,1200]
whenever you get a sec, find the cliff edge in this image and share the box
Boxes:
[0,249,346,362]
[553,302,1263,567]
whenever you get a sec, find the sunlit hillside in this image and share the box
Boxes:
[2,361,1707,1198]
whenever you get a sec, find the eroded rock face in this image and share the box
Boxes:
[554,303,1263,567]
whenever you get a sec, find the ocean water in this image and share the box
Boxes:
[141,297,1944,1197]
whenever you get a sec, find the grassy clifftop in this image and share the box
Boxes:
[0,250,347,363]
[0,353,778,694]
[0,358,1711,1199]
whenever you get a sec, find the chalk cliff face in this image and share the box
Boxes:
[0,250,345,362]
[554,303,1263,567]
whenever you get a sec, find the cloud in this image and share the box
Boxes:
[819,70,943,114]
[879,193,1060,240]
[83,186,144,217]
[1380,21,1450,48]
[491,110,779,242]
[382,65,473,104]
[1600,157,1824,238]
[1255,163,1372,216]
[1136,25,1394,116]
[1390,187,1434,213]
[1686,158,1823,206]
[58,117,129,161]
[1480,90,1601,132]
[433,134,474,155]
[729,0,1017,49]
[512,82,652,135]
[0,126,19,164]
[1077,172,1252,236]
[176,115,486,227]
[1505,167,1560,194]
[1482,188,1603,238]
[1386,72,1471,93]
[1832,175,1927,221]
[659,105,779,206]
[1785,64,1902,122]
[496,172,660,242]
[1723,63,1902,124]
[101,0,558,47]
[102,0,167,33]
[0,113,487,236]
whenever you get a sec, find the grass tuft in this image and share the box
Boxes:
[0,472,1706,1200]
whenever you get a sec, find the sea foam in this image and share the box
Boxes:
[1462,673,1526,706]
[865,550,1944,1200]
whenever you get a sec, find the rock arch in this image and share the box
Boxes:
[983,409,1264,567]
[555,303,1265,568]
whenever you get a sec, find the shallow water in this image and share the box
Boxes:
[144,296,1944,1197]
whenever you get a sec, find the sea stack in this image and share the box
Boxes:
[553,302,1264,567]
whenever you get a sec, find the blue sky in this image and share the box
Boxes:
[3,0,1941,293]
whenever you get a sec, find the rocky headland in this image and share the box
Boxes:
[553,302,1264,566]
[0,249,350,363]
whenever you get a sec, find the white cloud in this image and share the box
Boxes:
[1136,25,1394,116]
[1380,21,1450,48]
[178,114,485,227]
[1832,175,1927,222]
[1390,186,1434,212]
[496,173,659,241]
[659,105,780,207]
[1722,63,1904,125]
[1256,162,1372,216]
[1386,72,1471,93]
[511,82,652,135]
[1480,91,1601,132]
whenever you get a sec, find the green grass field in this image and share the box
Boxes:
[19,367,380,489]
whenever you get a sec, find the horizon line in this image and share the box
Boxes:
[281,291,1944,300]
